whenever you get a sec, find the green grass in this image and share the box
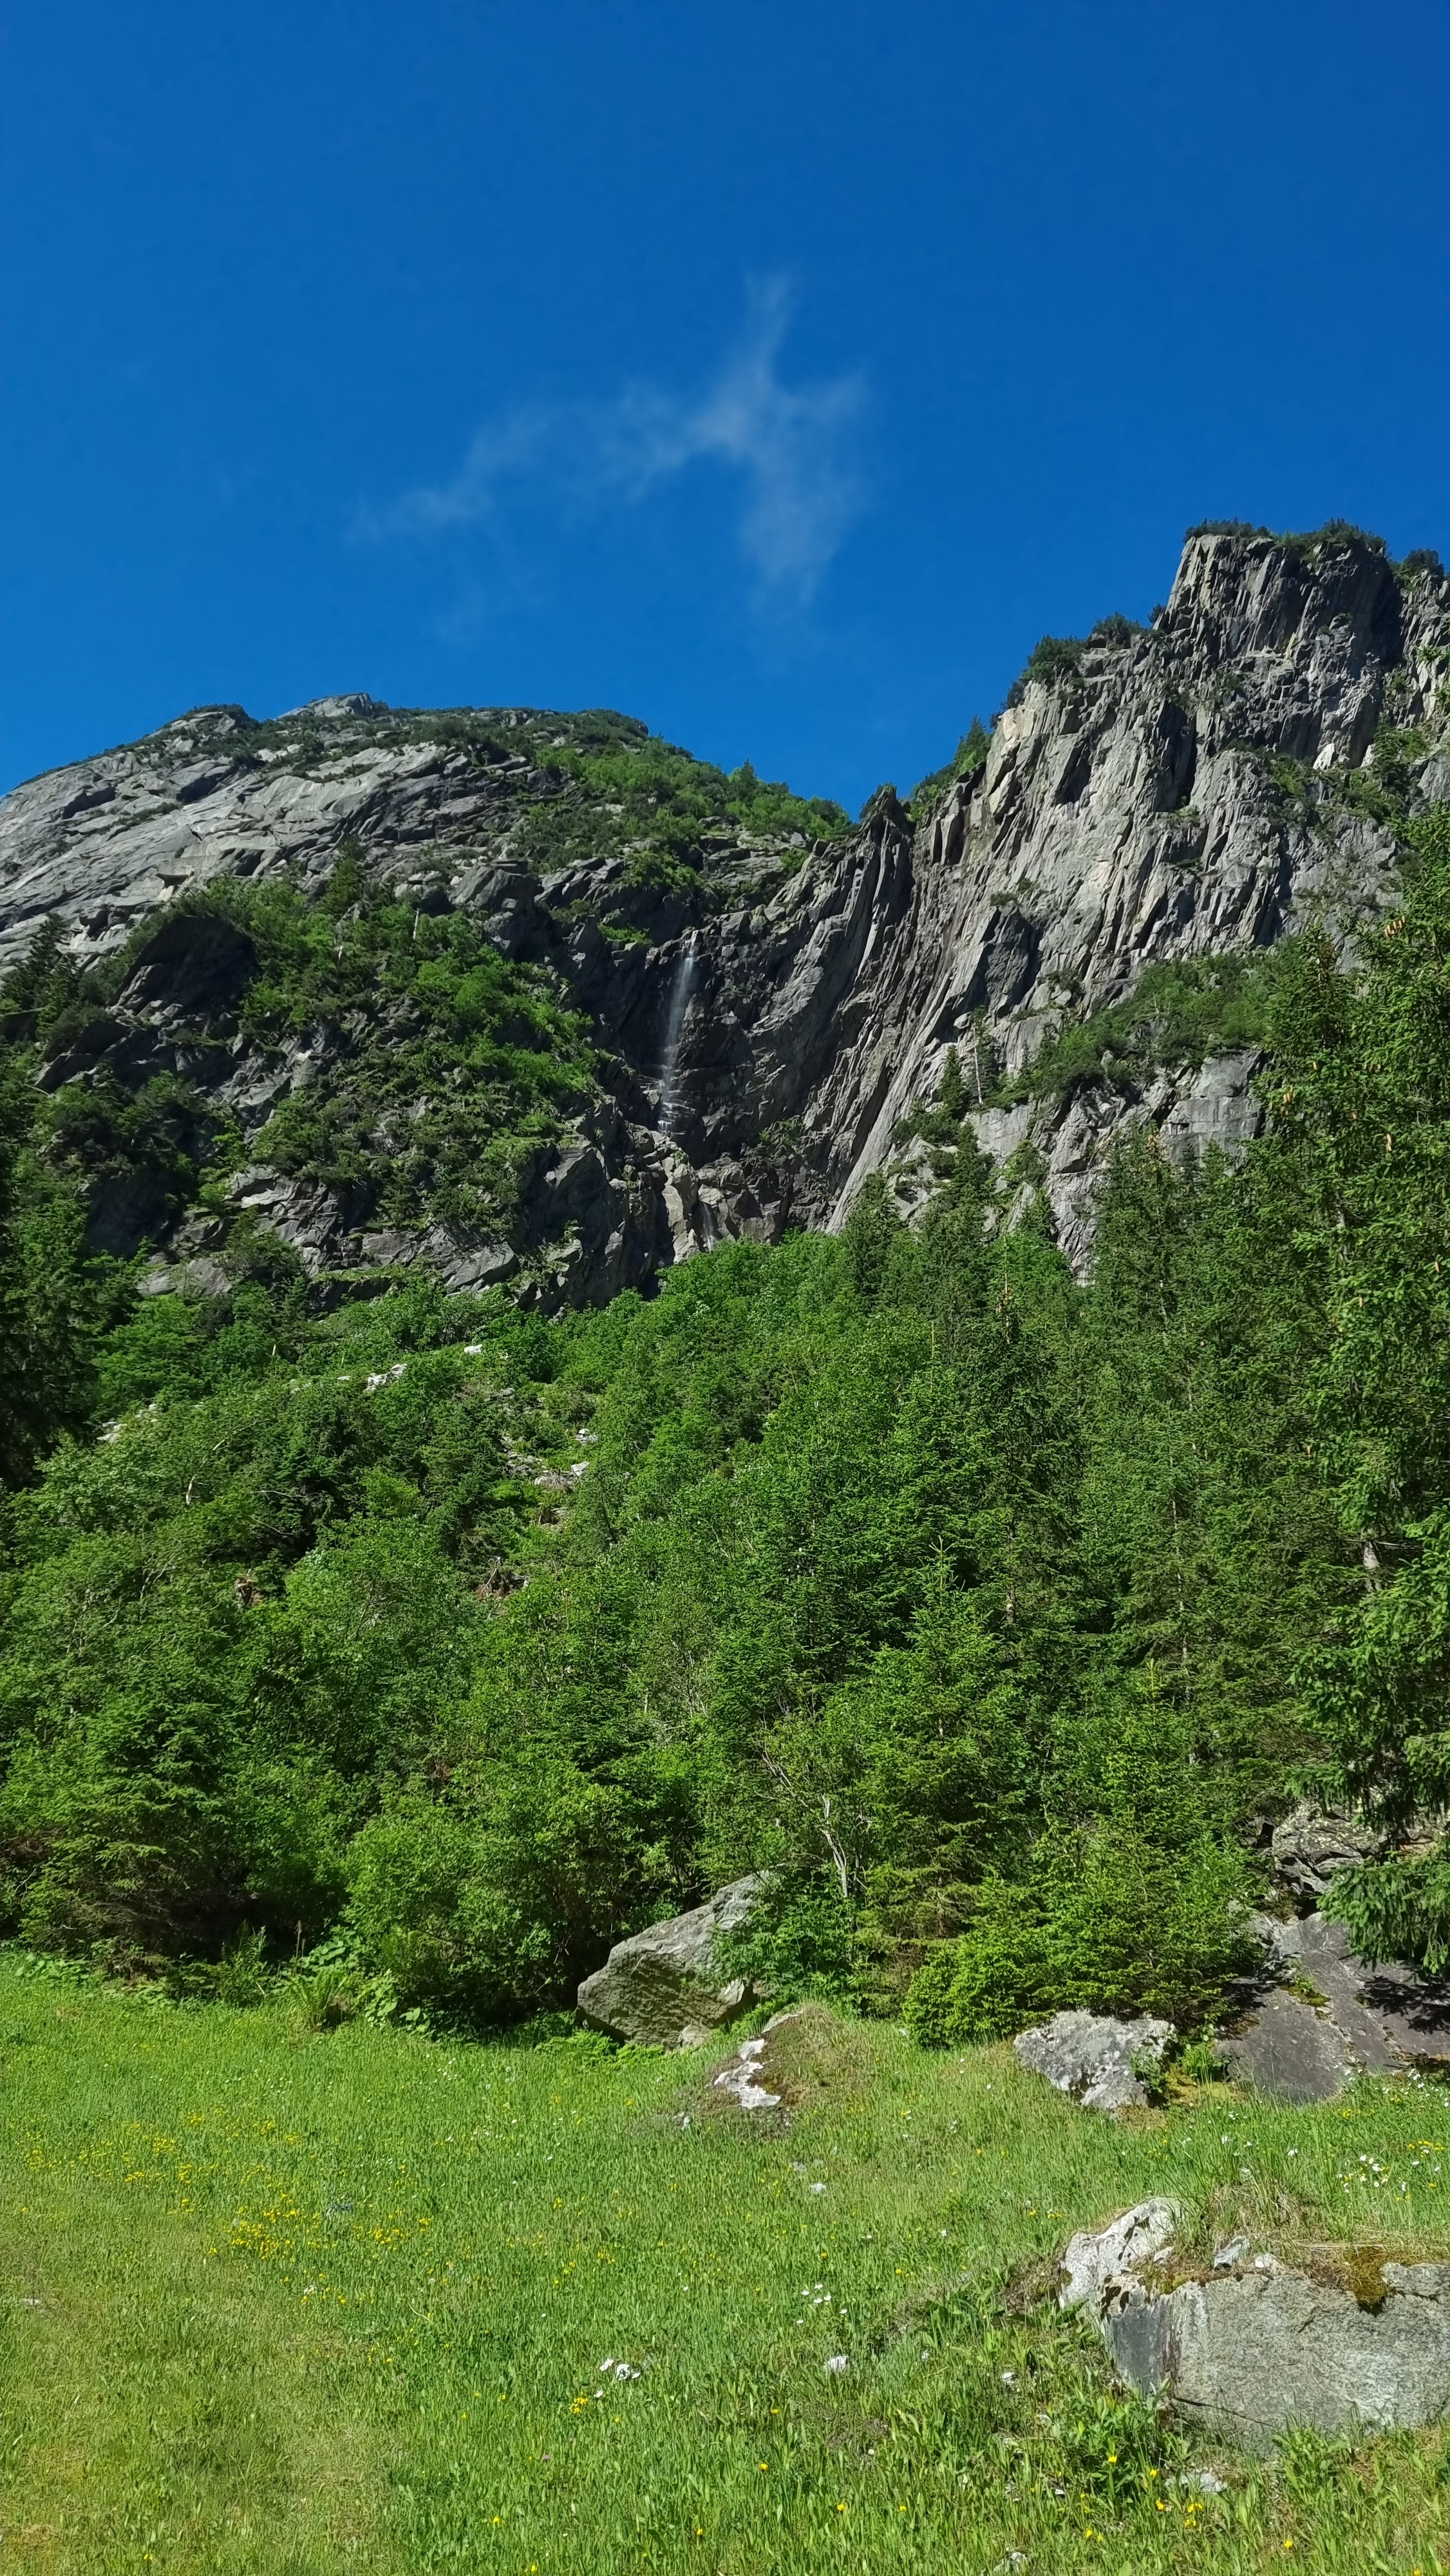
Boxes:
[5,1967,1449,2574]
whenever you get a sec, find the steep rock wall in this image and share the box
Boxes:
[2,528,1445,1301]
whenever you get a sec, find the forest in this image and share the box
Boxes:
[2,798,1448,2045]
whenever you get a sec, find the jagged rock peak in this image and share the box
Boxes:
[1,522,1445,1305]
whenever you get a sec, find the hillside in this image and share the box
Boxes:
[6,519,1450,2552]
[1,516,1449,2007]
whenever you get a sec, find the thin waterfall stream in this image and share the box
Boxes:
[657,931,699,1137]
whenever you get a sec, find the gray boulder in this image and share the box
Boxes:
[1014,2010,1174,2111]
[1217,1987,1357,2104]
[1063,2204,1450,2441]
[576,1876,767,2047]
[1108,2262,1450,2441]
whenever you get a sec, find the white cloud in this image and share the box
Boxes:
[371,281,865,605]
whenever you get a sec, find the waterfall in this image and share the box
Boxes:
[658,932,699,1137]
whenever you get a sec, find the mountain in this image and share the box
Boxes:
[3,521,1446,1303]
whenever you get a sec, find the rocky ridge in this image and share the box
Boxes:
[2,526,1445,1300]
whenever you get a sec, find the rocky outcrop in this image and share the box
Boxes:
[1061,2201,1450,2443]
[709,2032,784,2112]
[1013,2009,1173,2110]
[707,2012,818,2112]
[1220,1909,1450,2102]
[1269,1801,1385,1907]
[814,533,1447,1262]
[3,527,1445,1298]
[576,1875,767,2047]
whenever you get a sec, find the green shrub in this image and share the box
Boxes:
[212,1925,271,2007]
[904,1880,1057,2043]
[907,717,991,820]
[713,1875,858,2006]
[905,1826,1252,2045]
[996,947,1286,1108]
[1005,636,1084,706]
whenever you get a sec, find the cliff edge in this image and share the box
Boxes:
[2,522,1445,1302]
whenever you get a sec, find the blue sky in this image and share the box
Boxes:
[3,0,1447,809]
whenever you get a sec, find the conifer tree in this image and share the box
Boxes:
[1272,809,1450,1964]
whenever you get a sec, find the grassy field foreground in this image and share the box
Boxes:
[4,1962,1450,2574]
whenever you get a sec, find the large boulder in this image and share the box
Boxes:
[1013,2010,1173,2112]
[1216,1987,1357,2104]
[1061,2202,1450,2443]
[576,1876,767,2047]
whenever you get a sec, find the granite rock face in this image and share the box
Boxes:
[1062,2202,1450,2442]
[576,1875,768,2047]
[1221,1908,1450,2102]
[1013,2009,1174,2111]
[3,529,1446,1298]
[1270,1801,1385,1906]
[818,533,1448,1266]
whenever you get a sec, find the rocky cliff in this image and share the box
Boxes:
[3,523,1446,1303]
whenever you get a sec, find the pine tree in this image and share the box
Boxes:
[840,1168,904,1307]
[1081,1127,1343,1824]
[1267,808,1450,1964]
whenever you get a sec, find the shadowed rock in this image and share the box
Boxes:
[1218,1990,1357,2103]
[118,911,259,1018]
[1270,1801,1384,1906]
[1222,1909,1450,2100]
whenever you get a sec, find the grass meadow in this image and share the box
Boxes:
[4,1958,1450,2574]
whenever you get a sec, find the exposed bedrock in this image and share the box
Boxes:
[3,527,1445,1297]
[1061,2199,1450,2443]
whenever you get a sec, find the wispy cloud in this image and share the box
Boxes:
[369,281,866,606]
